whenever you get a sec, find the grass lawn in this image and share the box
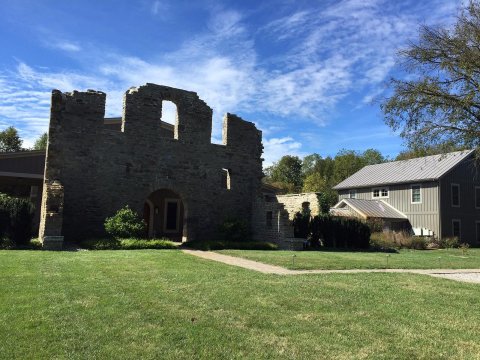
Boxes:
[1,250,480,359]
[217,248,480,270]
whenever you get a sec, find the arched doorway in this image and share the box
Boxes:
[144,189,185,242]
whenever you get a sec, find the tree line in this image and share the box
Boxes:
[0,127,47,152]
[264,144,465,207]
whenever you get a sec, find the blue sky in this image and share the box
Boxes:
[0,0,461,165]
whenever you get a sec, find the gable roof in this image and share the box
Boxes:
[332,198,407,220]
[333,150,474,190]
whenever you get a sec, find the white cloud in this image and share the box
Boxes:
[54,41,81,52]
[0,0,460,157]
[263,137,305,166]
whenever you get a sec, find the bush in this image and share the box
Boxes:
[310,215,370,249]
[439,236,459,249]
[293,211,310,238]
[104,206,146,239]
[80,238,177,250]
[370,232,429,250]
[217,218,251,242]
[183,240,278,251]
[0,193,34,246]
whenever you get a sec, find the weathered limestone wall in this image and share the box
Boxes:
[275,193,320,219]
[39,84,263,243]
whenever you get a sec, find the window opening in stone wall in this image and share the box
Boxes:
[301,202,311,217]
[161,100,178,125]
[222,168,231,190]
[266,211,273,228]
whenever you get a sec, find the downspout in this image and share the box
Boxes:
[437,179,442,240]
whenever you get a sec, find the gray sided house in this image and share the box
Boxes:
[332,150,480,245]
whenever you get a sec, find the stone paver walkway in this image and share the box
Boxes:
[182,249,480,283]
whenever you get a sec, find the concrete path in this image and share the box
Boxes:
[182,249,480,283]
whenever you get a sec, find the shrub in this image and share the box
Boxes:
[293,211,310,238]
[439,237,459,249]
[366,219,384,233]
[370,231,429,250]
[310,215,370,249]
[80,238,177,250]
[217,218,251,242]
[183,240,278,251]
[104,206,146,239]
[0,193,34,246]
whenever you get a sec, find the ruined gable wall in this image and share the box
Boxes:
[40,84,263,241]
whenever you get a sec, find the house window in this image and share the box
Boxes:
[475,187,480,209]
[451,183,460,207]
[452,219,461,239]
[266,211,273,228]
[411,185,421,204]
[372,187,388,198]
[349,190,357,199]
[476,221,480,243]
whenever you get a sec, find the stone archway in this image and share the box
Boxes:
[144,189,185,242]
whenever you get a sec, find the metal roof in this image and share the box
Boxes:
[332,199,407,220]
[333,150,474,190]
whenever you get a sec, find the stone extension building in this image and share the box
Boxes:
[35,83,313,249]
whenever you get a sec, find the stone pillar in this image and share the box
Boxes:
[39,180,64,250]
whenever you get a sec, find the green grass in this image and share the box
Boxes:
[217,248,480,270]
[1,250,480,359]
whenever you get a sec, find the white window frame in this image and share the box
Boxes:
[452,219,461,239]
[163,198,181,233]
[372,187,389,199]
[349,190,357,199]
[451,183,460,207]
[411,184,422,204]
[475,186,480,209]
[476,221,480,244]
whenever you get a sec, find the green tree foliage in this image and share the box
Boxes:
[33,133,48,150]
[362,148,386,165]
[382,1,480,151]
[0,126,22,152]
[264,155,303,192]
[0,194,34,246]
[104,206,146,239]
[265,149,386,210]
[301,153,322,177]
[395,142,466,160]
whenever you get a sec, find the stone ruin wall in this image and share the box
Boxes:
[39,83,264,243]
[276,193,321,219]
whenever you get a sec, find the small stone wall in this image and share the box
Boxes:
[275,193,320,219]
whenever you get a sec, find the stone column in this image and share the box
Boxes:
[39,180,64,250]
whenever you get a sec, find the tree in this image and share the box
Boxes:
[0,126,22,152]
[382,1,480,151]
[301,153,321,177]
[362,148,386,165]
[264,155,303,193]
[33,133,48,150]
[396,142,466,160]
[333,150,366,184]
